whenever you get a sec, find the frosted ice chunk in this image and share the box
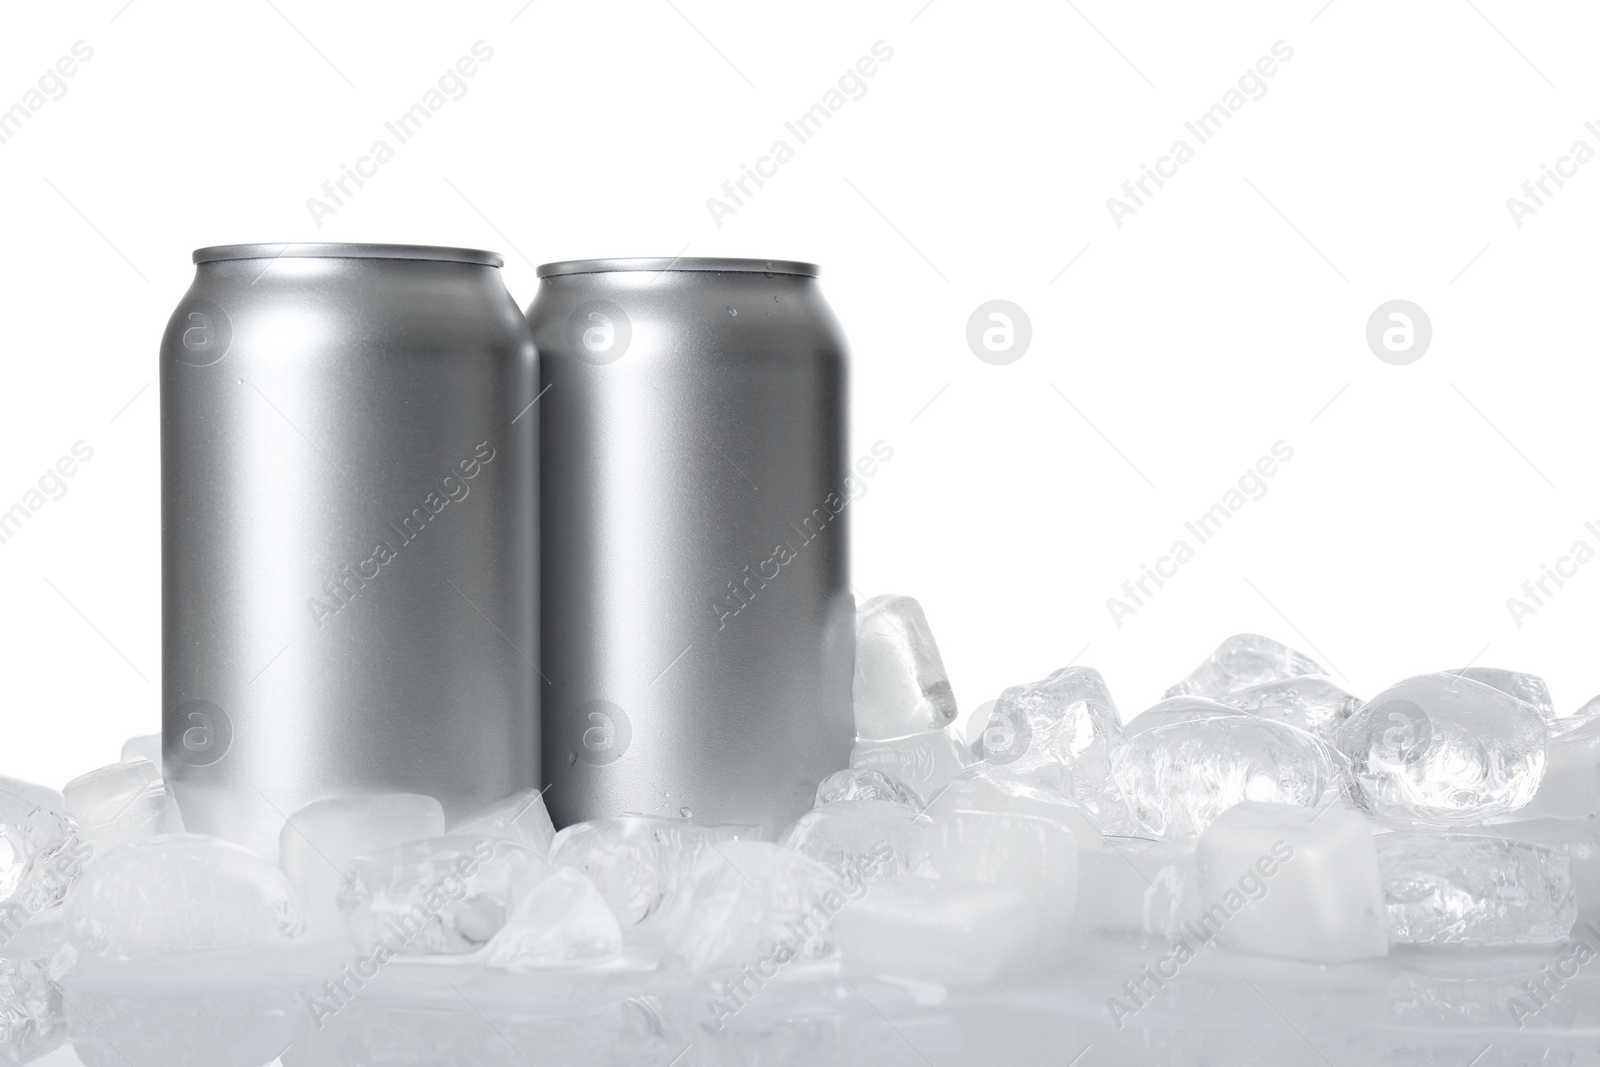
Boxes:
[0,788,83,921]
[338,835,546,955]
[1113,715,1349,840]
[1221,676,1363,745]
[449,789,557,856]
[1195,801,1386,963]
[653,841,842,972]
[814,768,923,808]
[849,728,969,798]
[63,759,183,857]
[852,594,958,739]
[1073,837,1200,942]
[833,877,1038,984]
[0,958,64,1064]
[1164,634,1323,699]
[1336,673,1548,826]
[1493,818,1600,921]
[119,733,163,767]
[65,834,304,959]
[780,800,923,883]
[1377,833,1575,946]
[1448,667,1554,717]
[1515,715,1600,820]
[485,867,622,971]
[279,793,446,941]
[550,816,749,927]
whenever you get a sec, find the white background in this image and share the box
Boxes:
[3,0,1598,791]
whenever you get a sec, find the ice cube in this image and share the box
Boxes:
[1514,715,1600,820]
[1113,715,1349,840]
[279,793,447,941]
[653,840,842,972]
[0,777,64,816]
[833,876,1038,984]
[1221,676,1363,745]
[813,768,923,808]
[1195,801,1386,963]
[1376,833,1575,946]
[915,809,1077,954]
[0,958,65,1064]
[448,788,557,856]
[1164,634,1323,700]
[852,594,959,739]
[0,788,84,921]
[62,760,183,857]
[65,834,304,959]
[1125,696,1252,736]
[779,800,923,884]
[979,666,1121,770]
[1576,694,1600,719]
[1447,667,1554,717]
[484,867,622,971]
[1493,818,1600,921]
[849,728,969,798]
[338,835,546,955]
[929,767,1105,851]
[118,734,163,768]
[1073,837,1200,942]
[550,816,748,928]
[1336,673,1548,826]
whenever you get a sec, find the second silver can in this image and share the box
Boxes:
[527,258,855,837]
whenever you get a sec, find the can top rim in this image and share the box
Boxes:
[193,243,504,267]
[536,257,819,279]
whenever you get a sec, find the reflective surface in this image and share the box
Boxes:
[160,246,538,861]
[527,260,854,838]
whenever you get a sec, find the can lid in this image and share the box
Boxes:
[536,257,819,279]
[193,243,503,267]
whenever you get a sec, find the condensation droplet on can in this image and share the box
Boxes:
[679,807,693,819]
[566,750,577,766]
[726,306,737,317]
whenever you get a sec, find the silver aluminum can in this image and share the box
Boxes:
[162,243,537,861]
[526,258,853,838]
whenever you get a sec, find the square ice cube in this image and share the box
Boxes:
[849,728,970,799]
[833,877,1039,985]
[1073,837,1200,943]
[779,800,923,884]
[1377,833,1575,946]
[1195,801,1387,963]
[853,595,959,740]
[448,788,557,856]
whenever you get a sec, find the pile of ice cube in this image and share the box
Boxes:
[2,596,1598,1065]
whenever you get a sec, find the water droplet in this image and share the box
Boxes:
[679,807,694,819]
[566,750,577,766]
[726,306,738,317]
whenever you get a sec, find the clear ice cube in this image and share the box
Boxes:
[485,867,622,971]
[62,759,183,858]
[852,594,959,739]
[930,767,1106,851]
[1113,714,1349,840]
[653,840,842,973]
[779,800,924,883]
[338,835,546,955]
[1516,715,1600,821]
[448,788,557,856]
[0,958,65,1064]
[1336,673,1548,826]
[1221,675,1363,745]
[279,793,446,941]
[1164,634,1323,700]
[0,788,83,921]
[915,809,1077,954]
[813,768,924,808]
[848,727,970,799]
[1195,801,1387,963]
[550,816,749,928]
[65,833,304,959]
[118,734,163,768]
[979,666,1121,770]
[1073,837,1200,942]
[1447,667,1554,717]
[1493,817,1600,921]
[1125,696,1252,736]
[1376,833,1575,946]
[833,876,1039,984]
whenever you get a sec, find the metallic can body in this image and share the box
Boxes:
[527,258,854,838]
[161,243,538,861]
